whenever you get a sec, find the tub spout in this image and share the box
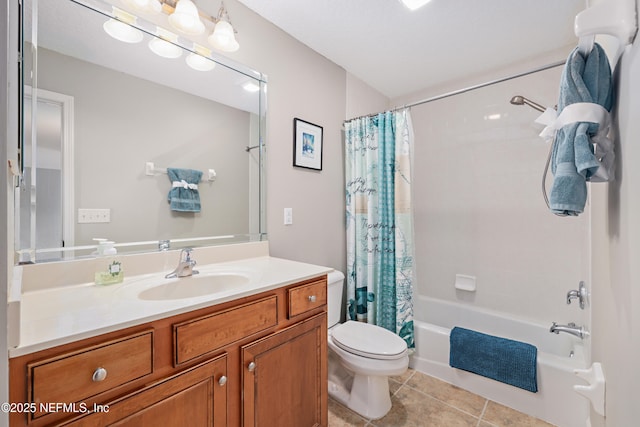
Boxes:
[549,322,588,339]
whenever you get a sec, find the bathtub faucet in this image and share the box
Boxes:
[566,281,588,309]
[549,322,588,339]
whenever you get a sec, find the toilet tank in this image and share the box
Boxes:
[327,270,345,328]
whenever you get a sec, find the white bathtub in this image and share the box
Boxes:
[410,297,590,427]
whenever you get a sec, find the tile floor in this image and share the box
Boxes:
[328,369,556,427]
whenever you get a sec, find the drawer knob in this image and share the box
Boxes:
[92,367,108,382]
[247,362,256,372]
[308,295,317,303]
[218,375,227,386]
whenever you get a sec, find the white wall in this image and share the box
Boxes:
[590,25,640,426]
[399,65,591,325]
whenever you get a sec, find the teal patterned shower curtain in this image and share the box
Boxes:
[344,109,415,348]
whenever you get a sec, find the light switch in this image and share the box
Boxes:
[78,208,111,223]
[284,208,293,225]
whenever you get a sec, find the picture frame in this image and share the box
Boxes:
[293,118,323,171]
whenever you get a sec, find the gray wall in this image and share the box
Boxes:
[228,0,352,273]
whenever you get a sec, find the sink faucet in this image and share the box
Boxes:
[549,322,588,339]
[165,248,199,279]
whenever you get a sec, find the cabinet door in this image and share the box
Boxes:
[64,355,228,427]
[242,313,327,427]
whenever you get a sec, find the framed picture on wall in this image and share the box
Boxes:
[293,118,323,171]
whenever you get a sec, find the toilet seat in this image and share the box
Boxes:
[331,321,408,360]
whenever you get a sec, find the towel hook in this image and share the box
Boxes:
[577,35,595,56]
[574,0,638,57]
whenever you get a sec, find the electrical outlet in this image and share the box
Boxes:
[78,208,111,224]
[284,208,293,225]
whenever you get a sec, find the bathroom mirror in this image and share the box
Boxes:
[17,0,266,263]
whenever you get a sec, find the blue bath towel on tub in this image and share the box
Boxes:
[449,327,538,393]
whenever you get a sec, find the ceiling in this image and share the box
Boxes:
[236,0,585,99]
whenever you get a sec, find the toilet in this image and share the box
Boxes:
[326,270,409,419]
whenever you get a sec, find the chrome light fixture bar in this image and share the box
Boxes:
[159,0,240,52]
[102,0,237,72]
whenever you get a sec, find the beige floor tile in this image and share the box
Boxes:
[370,386,478,427]
[391,367,415,384]
[389,378,403,395]
[328,397,369,427]
[482,401,556,427]
[406,371,487,417]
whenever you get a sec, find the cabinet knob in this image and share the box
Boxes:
[92,367,107,382]
[218,375,227,386]
[308,295,316,303]
[247,362,256,372]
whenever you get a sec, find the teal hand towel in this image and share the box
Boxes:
[449,327,538,393]
[167,168,203,212]
[549,43,612,216]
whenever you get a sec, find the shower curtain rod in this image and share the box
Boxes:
[344,59,565,123]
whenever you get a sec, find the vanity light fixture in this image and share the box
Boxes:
[186,44,216,71]
[149,27,183,58]
[401,0,432,11]
[207,1,240,52]
[103,8,144,43]
[168,0,206,35]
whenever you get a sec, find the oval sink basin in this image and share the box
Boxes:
[138,273,250,300]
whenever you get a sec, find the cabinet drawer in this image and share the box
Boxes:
[174,295,278,365]
[28,330,153,419]
[288,278,327,318]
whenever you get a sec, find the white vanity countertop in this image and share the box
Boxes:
[11,256,333,357]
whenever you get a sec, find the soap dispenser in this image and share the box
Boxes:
[94,241,124,285]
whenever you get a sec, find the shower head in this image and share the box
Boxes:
[510,95,546,113]
[510,95,525,105]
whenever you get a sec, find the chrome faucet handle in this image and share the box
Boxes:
[180,248,194,262]
[566,281,588,309]
[566,290,580,304]
[180,248,199,275]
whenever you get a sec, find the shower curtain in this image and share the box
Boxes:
[344,109,415,348]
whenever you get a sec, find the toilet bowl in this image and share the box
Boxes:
[326,271,409,420]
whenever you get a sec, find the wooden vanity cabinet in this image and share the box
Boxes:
[242,313,326,427]
[9,275,328,427]
[63,354,228,427]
